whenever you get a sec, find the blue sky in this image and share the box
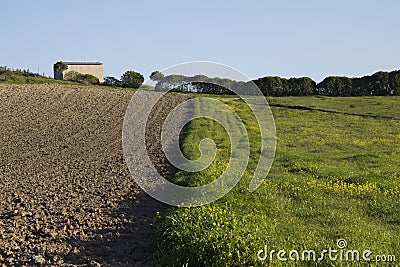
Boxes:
[2,1,400,82]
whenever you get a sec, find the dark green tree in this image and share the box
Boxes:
[53,61,68,73]
[389,70,400,95]
[150,70,165,82]
[121,70,144,88]
[317,76,352,96]
[371,71,390,95]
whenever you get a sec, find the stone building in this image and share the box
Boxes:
[54,62,104,83]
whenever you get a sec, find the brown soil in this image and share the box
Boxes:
[0,84,189,266]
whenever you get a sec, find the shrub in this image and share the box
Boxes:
[104,76,122,87]
[64,71,99,85]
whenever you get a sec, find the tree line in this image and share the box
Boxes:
[56,62,400,96]
[315,71,400,96]
[149,70,400,96]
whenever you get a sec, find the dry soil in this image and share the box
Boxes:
[0,84,189,266]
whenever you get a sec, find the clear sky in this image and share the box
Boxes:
[2,0,400,82]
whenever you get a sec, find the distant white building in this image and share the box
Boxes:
[54,61,104,83]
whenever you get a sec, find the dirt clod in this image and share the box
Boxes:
[0,84,189,266]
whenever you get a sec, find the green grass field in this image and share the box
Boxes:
[156,95,400,266]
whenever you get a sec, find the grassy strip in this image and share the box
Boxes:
[156,96,400,266]
[0,73,82,85]
[267,95,400,118]
[0,67,103,86]
[268,103,400,121]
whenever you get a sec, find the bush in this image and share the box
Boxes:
[64,71,99,85]
[104,76,122,87]
[0,66,54,84]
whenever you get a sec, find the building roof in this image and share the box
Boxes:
[63,62,103,65]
